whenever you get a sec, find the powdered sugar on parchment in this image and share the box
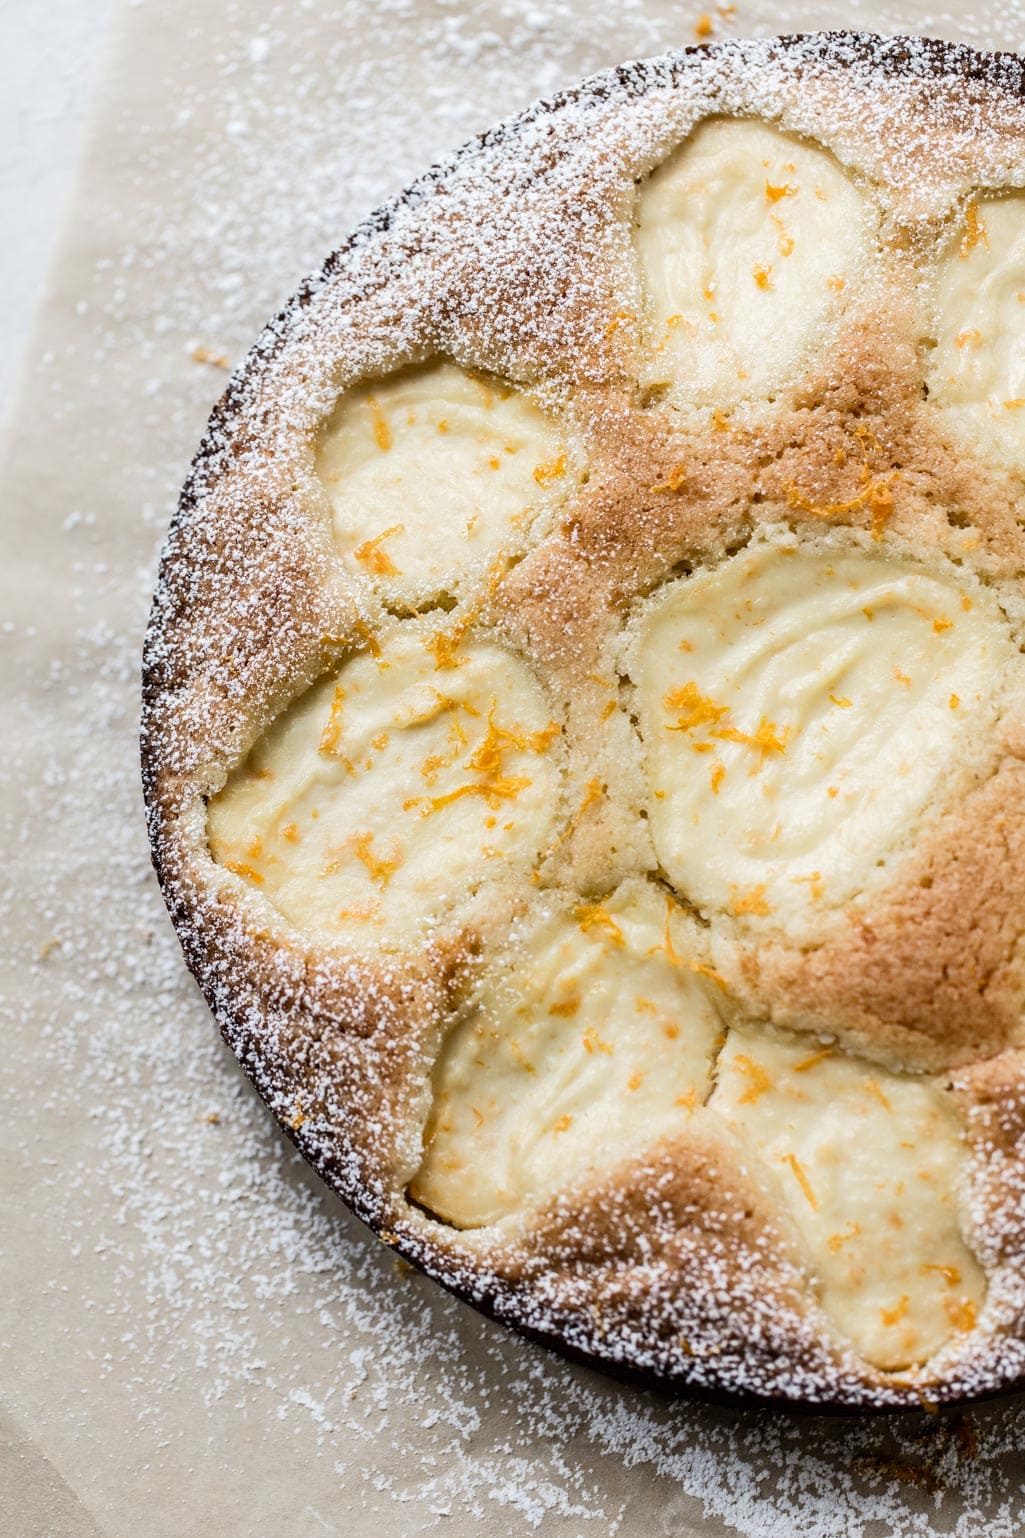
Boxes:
[5,2,1025,1534]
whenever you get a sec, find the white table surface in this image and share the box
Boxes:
[1,0,116,420]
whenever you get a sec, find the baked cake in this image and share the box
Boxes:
[142,31,1025,1408]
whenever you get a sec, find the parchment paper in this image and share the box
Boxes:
[4,2,1025,1534]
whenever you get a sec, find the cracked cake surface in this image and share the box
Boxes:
[142,30,1025,1409]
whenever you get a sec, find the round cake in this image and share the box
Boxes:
[142,31,1025,1409]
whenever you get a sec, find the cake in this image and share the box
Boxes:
[142,31,1025,1408]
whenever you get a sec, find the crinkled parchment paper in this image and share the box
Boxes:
[4,2,1025,1534]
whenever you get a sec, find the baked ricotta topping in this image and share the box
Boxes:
[411,883,725,1227]
[316,363,572,603]
[208,626,562,942]
[630,540,1013,927]
[928,194,1025,469]
[636,118,873,407]
[711,1028,985,1369]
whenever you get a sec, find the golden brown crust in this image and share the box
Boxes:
[143,32,1025,1408]
[728,762,1025,1073]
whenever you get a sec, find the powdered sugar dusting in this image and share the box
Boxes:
[5,2,1025,1532]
